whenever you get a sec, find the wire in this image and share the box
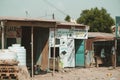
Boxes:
[41,0,76,21]
[42,0,68,16]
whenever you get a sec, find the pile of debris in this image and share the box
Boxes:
[0,49,30,80]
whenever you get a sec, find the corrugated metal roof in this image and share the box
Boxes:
[0,16,56,23]
[86,32,115,50]
[88,32,115,38]
[0,16,88,28]
[88,32,115,41]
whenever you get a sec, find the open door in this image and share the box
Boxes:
[75,39,85,67]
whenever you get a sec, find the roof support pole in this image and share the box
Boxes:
[31,27,34,78]
[52,24,57,76]
[114,38,117,69]
[1,21,5,50]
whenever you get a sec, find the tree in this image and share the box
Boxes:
[64,15,71,22]
[77,7,114,33]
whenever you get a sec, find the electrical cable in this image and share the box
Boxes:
[41,0,75,20]
[42,0,68,16]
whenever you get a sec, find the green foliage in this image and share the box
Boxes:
[64,15,71,22]
[77,7,115,33]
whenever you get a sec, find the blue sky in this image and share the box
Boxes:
[0,0,120,21]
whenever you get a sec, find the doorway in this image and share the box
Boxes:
[75,39,85,67]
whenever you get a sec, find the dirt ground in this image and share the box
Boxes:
[31,67,120,80]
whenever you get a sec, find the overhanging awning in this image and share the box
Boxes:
[0,16,57,27]
[88,32,115,41]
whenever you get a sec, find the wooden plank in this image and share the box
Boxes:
[49,58,60,71]
[41,40,49,70]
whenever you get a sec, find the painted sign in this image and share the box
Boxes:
[116,16,120,38]
[56,29,74,38]
[59,39,75,67]
[57,28,88,39]
[67,39,75,67]
[5,26,21,38]
[59,45,68,67]
[73,29,88,39]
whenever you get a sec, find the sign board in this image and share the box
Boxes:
[116,16,120,38]
[73,29,88,39]
[56,29,70,38]
[56,28,88,39]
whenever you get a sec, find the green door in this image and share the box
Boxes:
[75,39,85,67]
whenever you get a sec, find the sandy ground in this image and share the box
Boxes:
[31,67,120,80]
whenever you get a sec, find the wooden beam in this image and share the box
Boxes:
[57,25,86,29]
[4,21,56,28]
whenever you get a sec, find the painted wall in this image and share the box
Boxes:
[49,28,88,67]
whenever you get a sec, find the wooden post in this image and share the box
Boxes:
[52,13,55,20]
[1,21,5,50]
[31,27,34,78]
[52,24,56,76]
[114,38,117,68]
[52,13,56,76]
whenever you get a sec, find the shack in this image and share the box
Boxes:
[0,17,89,76]
[86,32,116,67]
[49,22,89,68]
[0,16,56,77]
